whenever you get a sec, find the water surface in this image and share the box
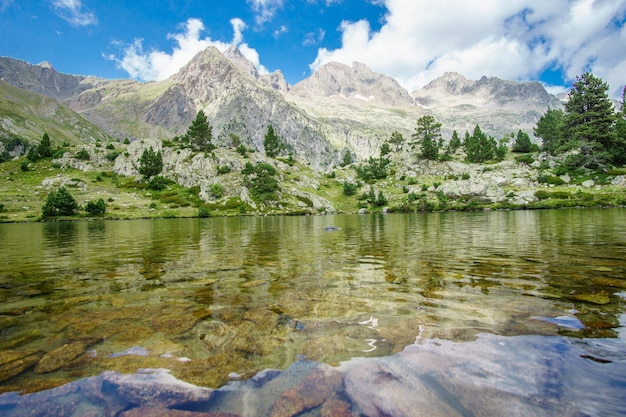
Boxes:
[1,209,625,415]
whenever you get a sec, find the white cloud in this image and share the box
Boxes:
[247,0,284,26]
[107,18,268,81]
[303,29,326,46]
[310,0,626,97]
[50,0,97,26]
[274,25,288,38]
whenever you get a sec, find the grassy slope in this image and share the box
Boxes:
[0,82,113,146]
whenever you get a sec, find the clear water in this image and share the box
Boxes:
[0,209,625,415]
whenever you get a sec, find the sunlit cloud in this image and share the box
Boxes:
[50,0,97,27]
[106,18,268,81]
[310,0,626,97]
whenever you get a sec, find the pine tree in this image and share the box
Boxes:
[184,110,214,151]
[138,148,163,180]
[463,125,496,162]
[413,115,442,160]
[42,187,78,218]
[38,133,53,158]
[263,125,283,158]
[534,108,565,155]
[512,130,537,153]
[564,73,615,153]
[388,131,404,151]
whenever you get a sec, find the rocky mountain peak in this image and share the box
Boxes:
[292,61,414,107]
[223,45,259,79]
[37,61,55,71]
[412,72,562,109]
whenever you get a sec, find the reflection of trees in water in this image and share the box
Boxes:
[43,221,77,247]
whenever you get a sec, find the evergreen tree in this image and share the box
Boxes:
[413,115,442,160]
[534,108,565,155]
[388,131,404,151]
[38,133,53,158]
[138,148,163,180]
[263,125,283,158]
[42,186,78,218]
[463,125,496,162]
[447,130,462,152]
[511,130,537,153]
[611,86,626,165]
[340,149,353,167]
[380,141,391,157]
[85,198,106,215]
[184,110,214,151]
[564,72,615,156]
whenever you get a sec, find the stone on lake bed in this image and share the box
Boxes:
[102,368,213,409]
[531,316,585,329]
[0,350,43,383]
[34,341,85,374]
[240,279,268,288]
[569,291,611,305]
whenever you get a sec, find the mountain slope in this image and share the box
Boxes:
[0,57,91,102]
[0,80,112,145]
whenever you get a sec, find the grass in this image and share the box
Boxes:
[2,144,626,223]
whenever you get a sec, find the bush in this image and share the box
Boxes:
[537,174,565,186]
[217,165,231,175]
[85,198,106,215]
[106,151,120,161]
[42,187,78,218]
[148,176,170,191]
[75,148,90,160]
[209,183,223,199]
[343,182,358,196]
[198,206,211,218]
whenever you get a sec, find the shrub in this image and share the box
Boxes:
[148,176,170,190]
[42,187,78,218]
[461,172,471,180]
[217,165,231,175]
[198,206,211,218]
[75,148,90,160]
[537,174,565,186]
[85,198,106,215]
[343,182,358,196]
[209,183,223,199]
[106,151,120,161]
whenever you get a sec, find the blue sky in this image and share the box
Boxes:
[1,0,625,97]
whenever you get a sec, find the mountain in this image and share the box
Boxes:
[410,72,563,138]
[0,58,92,102]
[0,80,112,146]
[292,61,414,107]
[0,50,563,168]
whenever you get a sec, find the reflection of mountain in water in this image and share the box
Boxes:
[1,332,624,416]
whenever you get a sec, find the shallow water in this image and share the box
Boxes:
[0,209,625,415]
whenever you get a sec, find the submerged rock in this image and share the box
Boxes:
[34,341,86,374]
[0,350,43,382]
[270,364,344,417]
[103,368,214,409]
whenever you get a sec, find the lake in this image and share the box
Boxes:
[1,209,625,416]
